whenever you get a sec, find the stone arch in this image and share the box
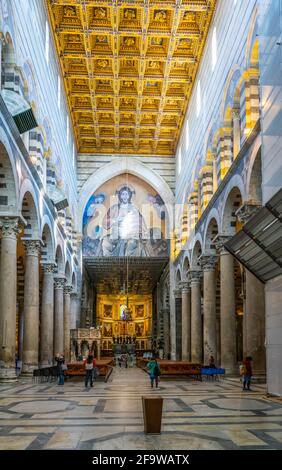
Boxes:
[191,154,202,185]
[1,31,19,93]
[65,260,71,285]
[246,146,262,205]
[220,67,242,122]
[191,238,203,267]
[42,117,53,149]
[55,244,65,276]
[182,255,190,280]
[65,207,73,243]
[222,186,243,235]
[41,221,54,264]
[78,158,175,231]
[20,189,40,239]
[72,271,77,291]
[204,121,217,158]
[0,139,18,213]
[22,61,38,113]
[176,268,182,284]
[2,31,15,64]
[245,6,259,69]
[204,217,219,253]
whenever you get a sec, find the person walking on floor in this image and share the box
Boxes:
[84,354,96,388]
[242,356,253,391]
[55,353,66,385]
[147,358,161,388]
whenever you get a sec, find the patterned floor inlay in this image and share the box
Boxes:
[0,367,281,450]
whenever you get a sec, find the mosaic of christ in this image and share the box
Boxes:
[82,174,169,257]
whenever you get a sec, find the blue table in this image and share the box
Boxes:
[201,368,225,380]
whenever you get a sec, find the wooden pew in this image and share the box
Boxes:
[66,359,114,380]
[138,359,202,381]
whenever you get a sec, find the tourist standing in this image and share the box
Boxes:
[242,356,253,391]
[147,358,161,388]
[55,353,66,385]
[84,354,96,387]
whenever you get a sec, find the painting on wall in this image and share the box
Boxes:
[135,322,144,337]
[103,322,112,337]
[114,323,119,335]
[135,304,144,318]
[128,322,134,335]
[82,173,169,258]
[103,304,113,318]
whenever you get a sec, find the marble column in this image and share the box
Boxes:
[189,269,202,363]
[40,263,55,367]
[201,255,217,365]
[162,308,170,359]
[215,236,237,374]
[180,281,191,361]
[174,288,182,360]
[64,285,72,362]
[232,108,241,158]
[70,292,78,330]
[245,269,266,375]
[22,240,41,374]
[54,277,65,357]
[0,218,19,381]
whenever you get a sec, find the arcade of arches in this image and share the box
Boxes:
[0,0,282,451]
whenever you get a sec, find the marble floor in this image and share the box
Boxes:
[0,367,281,450]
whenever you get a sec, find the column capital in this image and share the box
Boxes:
[188,268,202,284]
[64,285,73,295]
[41,263,56,274]
[179,281,190,293]
[173,288,182,299]
[199,253,218,272]
[23,240,41,256]
[76,232,83,244]
[212,234,232,255]
[235,202,261,224]
[232,107,240,120]
[0,217,20,239]
[70,290,78,298]
[54,277,66,290]
[0,32,6,47]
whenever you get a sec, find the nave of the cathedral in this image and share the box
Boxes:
[0,0,282,453]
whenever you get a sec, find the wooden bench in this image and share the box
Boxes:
[66,359,114,380]
[138,359,202,381]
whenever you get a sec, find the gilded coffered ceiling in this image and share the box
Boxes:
[47,0,217,156]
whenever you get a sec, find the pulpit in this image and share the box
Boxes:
[70,327,102,361]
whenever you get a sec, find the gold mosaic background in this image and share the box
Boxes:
[47,1,216,155]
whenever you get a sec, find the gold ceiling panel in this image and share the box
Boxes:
[47,0,216,156]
